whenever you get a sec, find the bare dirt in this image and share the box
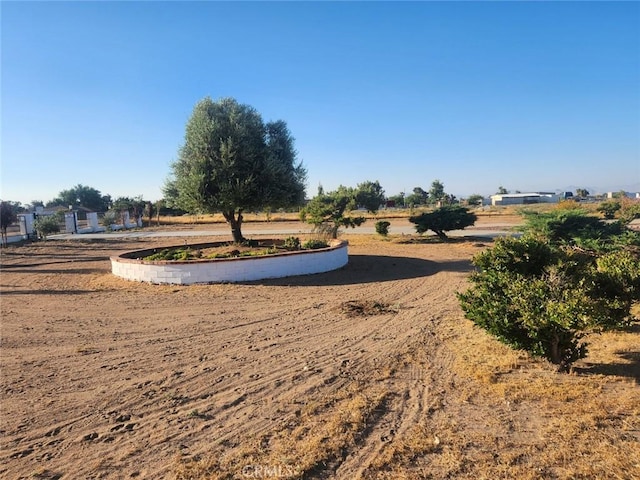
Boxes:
[1,221,639,480]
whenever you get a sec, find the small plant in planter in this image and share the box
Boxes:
[239,247,279,257]
[302,239,329,250]
[283,236,301,250]
[144,247,196,261]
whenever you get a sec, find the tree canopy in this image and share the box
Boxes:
[164,97,306,242]
[409,205,477,240]
[48,184,111,212]
[354,180,385,213]
[111,196,147,225]
[466,194,484,206]
[575,188,589,198]
[300,185,366,239]
[405,187,429,207]
[429,179,446,203]
[387,192,405,208]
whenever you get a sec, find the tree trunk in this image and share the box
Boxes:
[550,335,569,373]
[550,335,561,366]
[434,229,448,241]
[147,202,152,228]
[223,210,245,243]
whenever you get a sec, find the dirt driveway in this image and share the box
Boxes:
[1,231,638,479]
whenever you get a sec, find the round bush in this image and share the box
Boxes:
[375,221,390,236]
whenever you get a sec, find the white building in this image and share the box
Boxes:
[490,192,560,206]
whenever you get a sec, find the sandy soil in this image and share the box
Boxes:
[1,224,638,480]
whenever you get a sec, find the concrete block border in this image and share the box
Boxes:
[111,239,348,285]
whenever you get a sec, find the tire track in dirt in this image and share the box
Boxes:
[334,339,436,479]
[315,271,468,479]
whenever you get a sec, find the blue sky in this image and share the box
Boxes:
[2,1,639,206]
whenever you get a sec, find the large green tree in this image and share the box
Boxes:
[48,184,111,212]
[429,179,446,204]
[165,97,306,242]
[355,180,385,213]
[111,196,147,226]
[405,187,429,207]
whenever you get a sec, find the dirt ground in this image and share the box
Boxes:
[1,221,639,480]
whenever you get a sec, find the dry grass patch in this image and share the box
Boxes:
[174,380,390,480]
[425,314,640,478]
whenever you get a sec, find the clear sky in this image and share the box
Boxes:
[2,1,639,206]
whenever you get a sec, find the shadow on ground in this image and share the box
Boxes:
[574,350,640,384]
[1,259,109,269]
[573,323,640,383]
[259,254,473,287]
[0,289,96,296]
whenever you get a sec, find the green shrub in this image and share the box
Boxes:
[208,252,232,259]
[409,205,476,240]
[458,224,640,372]
[375,220,391,236]
[520,209,639,254]
[458,243,591,371]
[283,236,301,250]
[302,239,328,250]
[238,248,279,257]
[590,250,640,327]
[33,216,60,240]
[597,201,621,219]
[144,248,195,261]
[619,199,640,224]
[520,209,622,246]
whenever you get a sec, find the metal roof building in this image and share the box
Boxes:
[490,192,560,206]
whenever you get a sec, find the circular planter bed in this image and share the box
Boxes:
[111,239,348,285]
